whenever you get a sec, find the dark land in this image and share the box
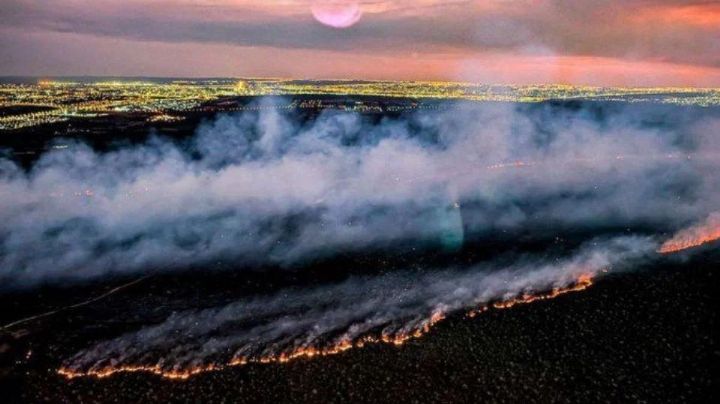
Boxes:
[1,249,717,403]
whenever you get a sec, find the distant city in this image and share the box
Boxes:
[1,78,719,130]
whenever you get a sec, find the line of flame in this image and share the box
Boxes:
[57,275,594,381]
[658,230,720,254]
[657,213,720,254]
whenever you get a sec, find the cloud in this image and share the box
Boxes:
[1,0,718,71]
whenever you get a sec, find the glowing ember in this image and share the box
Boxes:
[658,212,720,253]
[488,274,593,310]
[57,277,594,380]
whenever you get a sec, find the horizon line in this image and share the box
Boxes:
[1,75,719,90]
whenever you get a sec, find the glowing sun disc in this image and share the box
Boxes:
[311,1,363,28]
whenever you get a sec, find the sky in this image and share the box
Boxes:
[1,0,719,86]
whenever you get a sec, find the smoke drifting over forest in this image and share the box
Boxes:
[1,99,718,287]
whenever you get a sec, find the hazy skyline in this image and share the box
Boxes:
[1,0,719,86]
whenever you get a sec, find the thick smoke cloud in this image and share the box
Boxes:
[2,98,717,376]
[1,99,719,288]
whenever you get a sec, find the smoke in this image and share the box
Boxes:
[1,97,716,378]
[61,235,655,376]
[1,99,719,287]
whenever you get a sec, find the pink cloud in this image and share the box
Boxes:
[1,0,718,85]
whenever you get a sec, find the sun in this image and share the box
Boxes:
[311,0,363,29]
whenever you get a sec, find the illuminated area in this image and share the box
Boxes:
[1,79,719,130]
[0,80,235,130]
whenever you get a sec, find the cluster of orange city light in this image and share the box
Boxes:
[57,277,594,381]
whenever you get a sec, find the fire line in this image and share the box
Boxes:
[57,274,594,381]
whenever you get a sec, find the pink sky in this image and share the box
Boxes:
[1,0,719,86]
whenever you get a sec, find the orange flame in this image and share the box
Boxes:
[658,213,720,254]
[470,274,593,313]
[57,275,594,381]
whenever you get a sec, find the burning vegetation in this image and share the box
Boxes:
[57,274,595,381]
[658,212,720,253]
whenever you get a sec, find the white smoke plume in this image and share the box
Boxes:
[0,99,719,288]
[1,98,717,378]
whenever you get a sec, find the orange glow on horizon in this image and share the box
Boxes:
[631,4,720,27]
[452,54,720,87]
[7,29,720,87]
